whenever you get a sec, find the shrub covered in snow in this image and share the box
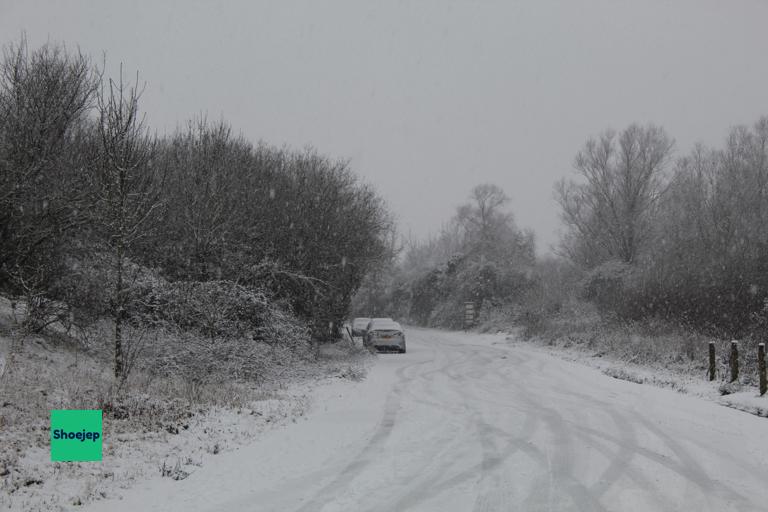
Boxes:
[137,280,309,346]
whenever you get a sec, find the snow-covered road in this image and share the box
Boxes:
[86,328,768,512]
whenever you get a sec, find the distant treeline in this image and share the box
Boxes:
[0,37,392,379]
[556,119,768,338]
[356,119,768,342]
[352,183,538,328]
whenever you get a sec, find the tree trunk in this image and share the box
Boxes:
[114,238,124,380]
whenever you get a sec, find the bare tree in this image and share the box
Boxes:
[93,68,163,381]
[456,184,510,246]
[151,118,249,280]
[0,35,98,305]
[556,124,674,266]
[456,183,534,263]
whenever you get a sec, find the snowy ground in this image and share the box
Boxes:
[507,330,768,419]
[0,307,371,511]
[76,327,768,512]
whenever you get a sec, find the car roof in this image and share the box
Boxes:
[353,317,370,324]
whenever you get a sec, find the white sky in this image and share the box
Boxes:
[3,0,768,253]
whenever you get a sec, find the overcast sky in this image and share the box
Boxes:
[3,0,768,253]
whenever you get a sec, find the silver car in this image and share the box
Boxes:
[365,319,406,353]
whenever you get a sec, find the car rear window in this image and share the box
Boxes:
[370,322,399,331]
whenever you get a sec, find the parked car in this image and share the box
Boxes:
[365,318,406,353]
[351,317,371,337]
[364,317,393,338]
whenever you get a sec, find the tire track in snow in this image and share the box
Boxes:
[492,350,697,510]
[457,342,607,511]
[635,414,754,512]
[293,334,461,512]
[543,376,758,511]
[298,330,761,512]
[430,337,605,511]
[354,334,538,512]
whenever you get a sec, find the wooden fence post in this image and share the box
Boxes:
[708,342,716,381]
[759,343,766,396]
[729,340,739,383]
